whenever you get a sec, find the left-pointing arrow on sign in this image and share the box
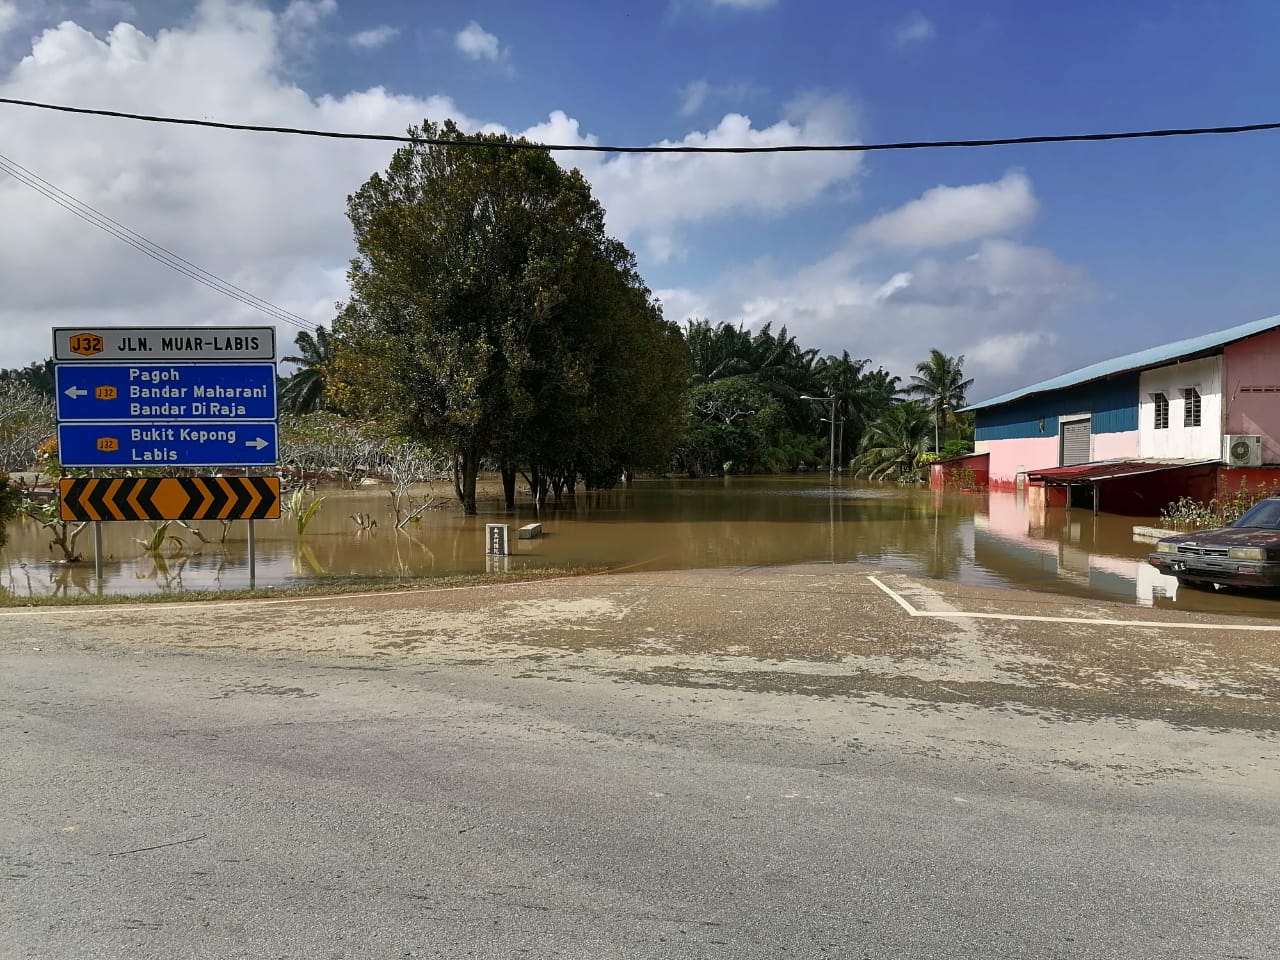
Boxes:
[245,437,269,450]
[64,386,88,398]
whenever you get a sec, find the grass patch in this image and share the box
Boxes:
[0,566,607,609]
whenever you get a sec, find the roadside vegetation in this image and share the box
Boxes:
[1160,479,1280,530]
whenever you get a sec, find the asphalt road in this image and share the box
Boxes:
[4,570,1280,958]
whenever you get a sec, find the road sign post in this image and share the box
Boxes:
[52,326,282,588]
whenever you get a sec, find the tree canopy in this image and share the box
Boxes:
[329,120,686,513]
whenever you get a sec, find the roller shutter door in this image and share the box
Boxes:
[1061,418,1092,466]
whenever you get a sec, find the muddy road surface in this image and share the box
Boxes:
[3,565,1279,958]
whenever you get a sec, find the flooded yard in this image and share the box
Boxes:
[3,475,1277,616]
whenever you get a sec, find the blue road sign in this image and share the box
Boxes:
[55,362,277,423]
[57,422,279,469]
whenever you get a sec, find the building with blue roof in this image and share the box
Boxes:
[961,314,1280,511]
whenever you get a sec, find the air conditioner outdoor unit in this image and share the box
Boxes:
[1224,434,1263,467]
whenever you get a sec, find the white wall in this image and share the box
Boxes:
[1138,356,1222,460]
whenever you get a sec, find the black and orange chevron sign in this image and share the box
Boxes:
[59,477,281,522]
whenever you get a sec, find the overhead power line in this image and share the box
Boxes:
[2,95,1280,153]
[0,151,315,332]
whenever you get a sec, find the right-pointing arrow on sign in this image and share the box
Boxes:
[245,437,269,450]
[64,386,87,399]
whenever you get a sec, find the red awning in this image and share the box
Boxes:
[1025,459,1217,485]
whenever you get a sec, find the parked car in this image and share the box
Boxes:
[1148,497,1280,589]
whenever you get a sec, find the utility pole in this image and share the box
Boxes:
[801,394,839,485]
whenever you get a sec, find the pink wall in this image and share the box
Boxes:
[1092,430,1140,461]
[977,436,1060,489]
[1224,328,1280,464]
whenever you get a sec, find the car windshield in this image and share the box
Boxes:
[1233,499,1280,529]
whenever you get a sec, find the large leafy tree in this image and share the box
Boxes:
[908,349,974,453]
[854,401,932,480]
[280,325,333,414]
[331,120,684,513]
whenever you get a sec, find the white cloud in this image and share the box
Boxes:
[0,1,20,37]
[964,330,1057,378]
[280,0,335,33]
[656,232,1091,397]
[574,93,863,262]
[0,2,484,368]
[0,2,866,370]
[677,78,761,117]
[88,0,138,19]
[893,12,936,47]
[348,25,397,51]
[454,21,503,62]
[856,172,1037,251]
[678,79,710,117]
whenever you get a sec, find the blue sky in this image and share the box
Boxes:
[1,0,1278,400]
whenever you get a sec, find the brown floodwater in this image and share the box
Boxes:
[3,475,1278,616]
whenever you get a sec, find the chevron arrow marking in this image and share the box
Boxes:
[103,478,127,521]
[59,476,283,521]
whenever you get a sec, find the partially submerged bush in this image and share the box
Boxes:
[1160,478,1280,530]
[0,474,20,550]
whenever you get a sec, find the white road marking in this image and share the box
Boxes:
[866,575,1280,632]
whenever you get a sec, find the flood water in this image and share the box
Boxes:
[3,475,1278,616]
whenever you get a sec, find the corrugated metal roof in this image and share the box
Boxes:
[964,314,1280,412]
[1025,458,1218,485]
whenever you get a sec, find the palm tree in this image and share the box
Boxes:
[854,401,932,479]
[280,325,333,414]
[686,319,753,384]
[908,349,974,453]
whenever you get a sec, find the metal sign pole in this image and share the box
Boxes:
[93,520,103,584]
[90,468,103,588]
[248,518,257,589]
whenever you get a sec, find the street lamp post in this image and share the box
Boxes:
[801,394,839,484]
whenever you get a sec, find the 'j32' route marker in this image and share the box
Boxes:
[53,326,279,470]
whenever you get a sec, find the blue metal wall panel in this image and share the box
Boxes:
[975,375,1139,441]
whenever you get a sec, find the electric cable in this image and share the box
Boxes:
[2,95,1278,153]
[0,152,314,331]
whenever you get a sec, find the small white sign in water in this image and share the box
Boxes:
[486,523,510,557]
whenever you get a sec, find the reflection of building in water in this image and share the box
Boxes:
[973,490,1161,603]
[1136,560,1180,606]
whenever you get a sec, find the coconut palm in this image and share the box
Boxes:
[280,325,333,414]
[854,401,932,480]
[908,349,974,453]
